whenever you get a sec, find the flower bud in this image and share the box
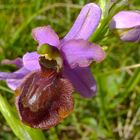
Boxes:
[110,11,140,42]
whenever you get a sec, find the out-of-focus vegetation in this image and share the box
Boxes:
[0,0,140,140]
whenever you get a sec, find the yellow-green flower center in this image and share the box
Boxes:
[37,44,62,71]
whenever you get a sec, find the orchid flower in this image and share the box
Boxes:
[0,3,105,129]
[110,11,140,42]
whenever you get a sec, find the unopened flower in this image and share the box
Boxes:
[110,11,140,42]
[0,3,105,129]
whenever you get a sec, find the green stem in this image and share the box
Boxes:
[99,0,108,19]
[90,0,128,42]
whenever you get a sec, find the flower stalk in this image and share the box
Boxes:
[90,0,128,42]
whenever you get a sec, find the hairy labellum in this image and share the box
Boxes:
[15,57,74,129]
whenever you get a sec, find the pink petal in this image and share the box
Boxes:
[63,65,96,98]
[64,3,101,41]
[61,39,106,68]
[32,26,60,47]
[23,52,40,71]
[4,67,30,90]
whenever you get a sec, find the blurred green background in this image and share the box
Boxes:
[0,0,140,140]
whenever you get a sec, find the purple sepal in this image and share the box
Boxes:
[1,58,23,68]
[61,39,105,68]
[0,67,30,90]
[63,64,96,98]
[0,69,27,80]
[64,3,101,41]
